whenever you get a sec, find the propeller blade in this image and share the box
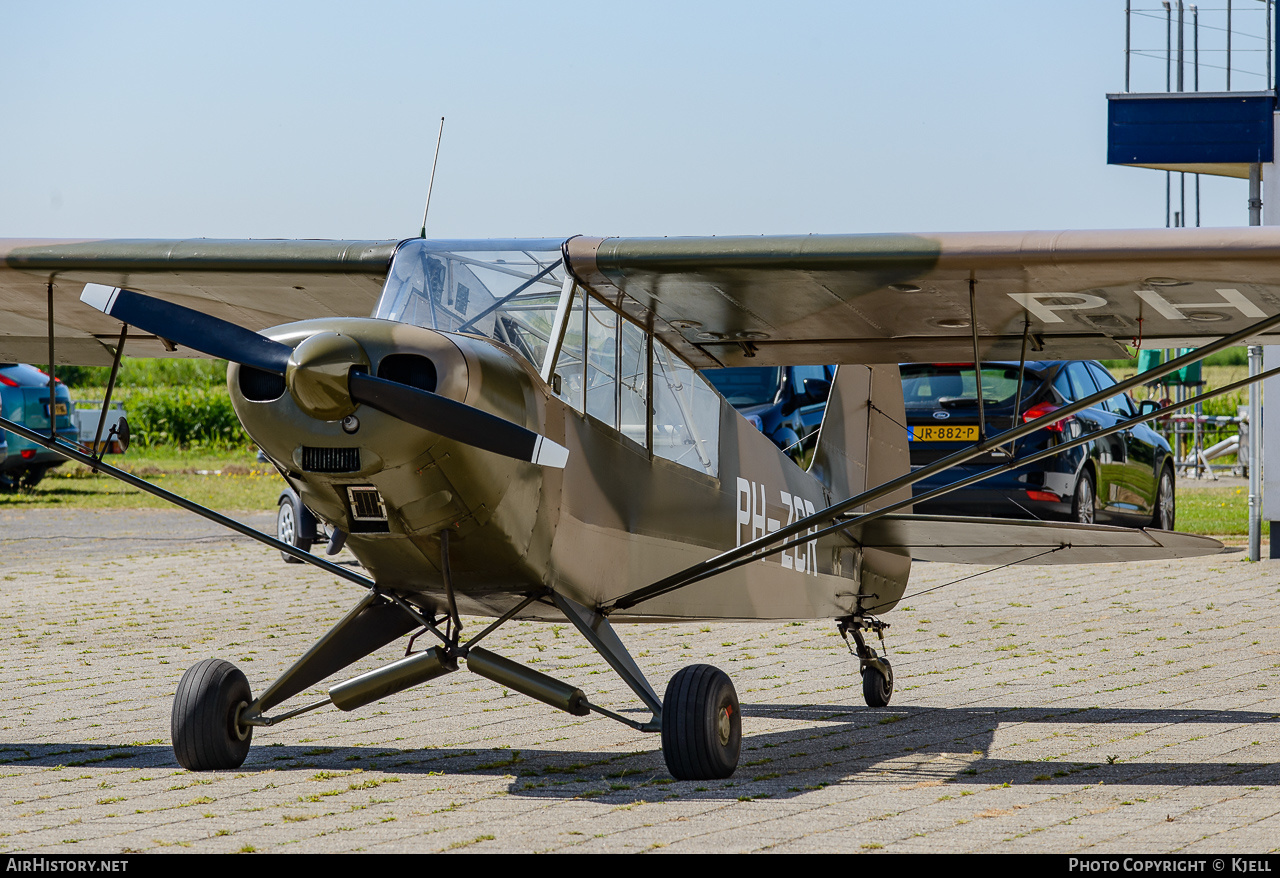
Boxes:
[348,372,568,468]
[80,284,293,374]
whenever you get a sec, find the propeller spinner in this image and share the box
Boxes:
[79,284,569,468]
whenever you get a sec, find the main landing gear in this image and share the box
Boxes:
[661,665,741,780]
[838,616,894,707]
[169,588,745,780]
[172,659,254,771]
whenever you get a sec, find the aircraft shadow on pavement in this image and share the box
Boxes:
[1,704,1275,803]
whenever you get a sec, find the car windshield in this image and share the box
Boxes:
[702,367,781,407]
[901,364,1038,409]
[374,238,570,370]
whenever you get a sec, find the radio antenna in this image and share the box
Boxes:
[419,117,445,238]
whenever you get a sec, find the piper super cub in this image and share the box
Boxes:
[3,227,1267,779]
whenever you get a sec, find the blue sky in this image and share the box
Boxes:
[1,1,1273,240]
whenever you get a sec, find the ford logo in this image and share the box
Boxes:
[933,411,950,420]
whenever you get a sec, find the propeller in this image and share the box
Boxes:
[79,284,569,468]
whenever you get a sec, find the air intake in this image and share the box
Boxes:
[301,446,360,473]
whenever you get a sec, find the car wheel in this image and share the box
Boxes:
[1072,471,1095,525]
[17,466,48,489]
[277,494,313,562]
[1152,467,1175,530]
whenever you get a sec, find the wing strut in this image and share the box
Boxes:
[88,324,128,469]
[0,411,379,592]
[604,309,1280,613]
[969,277,987,443]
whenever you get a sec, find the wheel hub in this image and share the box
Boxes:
[717,703,733,746]
[231,701,252,742]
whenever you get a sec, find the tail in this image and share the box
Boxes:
[808,364,912,513]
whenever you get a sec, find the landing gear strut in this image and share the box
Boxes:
[169,588,747,781]
[838,616,894,708]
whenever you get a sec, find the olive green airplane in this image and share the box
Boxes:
[2,228,1273,779]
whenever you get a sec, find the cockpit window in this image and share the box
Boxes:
[375,238,569,370]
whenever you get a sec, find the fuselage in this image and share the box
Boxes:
[228,241,913,623]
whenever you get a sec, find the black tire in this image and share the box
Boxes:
[277,492,313,563]
[172,658,253,771]
[661,664,741,780]
[862,658,893,708]
[1072,470,1096,525]
[0,467,46,493]
[1152,466,1175,530]
[17,466,48,489]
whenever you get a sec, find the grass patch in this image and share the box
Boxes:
[0,445,281,511]
[1178,487,1269,537]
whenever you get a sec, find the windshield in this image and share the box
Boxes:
[702,367,781,407]
[900,364,1040,409]
[375,238,569,370]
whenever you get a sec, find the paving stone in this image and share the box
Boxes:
[0,509,1277,852]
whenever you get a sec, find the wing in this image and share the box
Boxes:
[12,228,1280,368]
[564,228,1280,367]
[843,514,1223,565]
[0,238,399,364]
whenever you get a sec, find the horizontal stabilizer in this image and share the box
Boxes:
[839,514,1223,565]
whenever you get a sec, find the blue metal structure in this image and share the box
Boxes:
[1107,91,1275,176]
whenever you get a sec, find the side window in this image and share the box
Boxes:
[1052,369,1074,401]
[1087,362,1132,416]
[552,289,586,413]
[585,299,617,427]
[1066,362,1100,404]
[790,365,826,394]
[583,299,649,450]
[653,341,720,476]
[618,321,648,448]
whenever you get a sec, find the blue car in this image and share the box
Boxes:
[703,365,834,462]
[902,361,1175,528]
[0,363,79,491]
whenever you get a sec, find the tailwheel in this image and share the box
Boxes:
[172,658,253,771]
[862,657,893,708]
[661,664,741,780]
[838,616,895,708]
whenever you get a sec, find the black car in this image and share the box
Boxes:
[902,361,1175,528]
[703,365,833,461]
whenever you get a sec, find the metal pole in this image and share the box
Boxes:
[1126,0,1132,92]
[969,279,986,442]
[1250,344,1263,561]
[419,117,445,239]
[1178,0,1185,91]
[1165,1,1173,91]
[45,283,54,440]
[1180,172,1186,226]
[1227,0,1233,90]
[1268,0,1273,92]
[1193,4,1199,91]
[1250,162,1263,225]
